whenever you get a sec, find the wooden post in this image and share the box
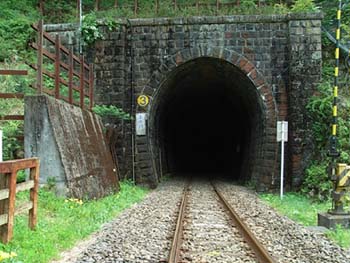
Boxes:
[134,0,138,15]
[29,161,39,229]
[4,171,17,243]
[80,56,85,110]
[95,0,100,11]
[0,173,9,243]
[89,64,94,110]
[54,34,61,99]
[68,48,74,105]
[37,20,43,94]
[77,0,81,18]
[39,0,44,16]
[155,0,159,14]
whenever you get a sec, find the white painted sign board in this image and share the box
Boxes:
[136,113,147,136]
[277,121,288,142]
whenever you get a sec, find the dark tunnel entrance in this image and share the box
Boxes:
[150,57,264,181]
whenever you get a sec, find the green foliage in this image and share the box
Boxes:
[42,1,77,23]
[0,181,148,263]
[240,0,257,9]
[260,192,350,248]
[92,104,132,120]
[303,62,350,200]
[291,0,319,12]
[16,171,26,184]
[302,162,332,200]
[0,63,33,161]
[82,13,105,46]
[1,121,23,161]
[326,224,350,248]
[0,1,38,62]
[260,192,329,226]
[82,12,119,46]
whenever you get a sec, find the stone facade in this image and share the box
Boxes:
[46,13,323,190]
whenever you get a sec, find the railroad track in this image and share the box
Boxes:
[168,180,276,263]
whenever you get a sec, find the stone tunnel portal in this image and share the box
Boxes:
[150,57,265,181]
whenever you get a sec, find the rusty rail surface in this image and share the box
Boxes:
[0,158,40,243]
[30,20,94,110]
[212,183,277,263]
[168,182,190,263]
[0,69,27,122]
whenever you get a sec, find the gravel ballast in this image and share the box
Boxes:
[216,182,350,263]
[53,179,350,263]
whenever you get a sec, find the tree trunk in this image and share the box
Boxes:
[95,0,100,11]
[38,0,44,16]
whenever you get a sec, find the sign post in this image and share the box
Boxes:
[277,121,288,199]
[136,113,147,136]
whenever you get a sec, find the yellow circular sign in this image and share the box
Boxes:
[137,95,149,107]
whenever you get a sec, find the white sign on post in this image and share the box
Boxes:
[136,113,147,136]
[277,121,288,199]
[277,121,288,142]
[0,129,3,162]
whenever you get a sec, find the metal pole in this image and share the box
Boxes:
[0,130,3,162]
[329,0,343,214]
[280,123,284,199]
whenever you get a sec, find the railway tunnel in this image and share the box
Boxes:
[149,57,266,182]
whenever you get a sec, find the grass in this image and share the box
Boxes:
[0,180,149,263]
[260,192,350,249]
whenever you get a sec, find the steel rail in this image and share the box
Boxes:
[212,183,277,263]
[168,183,190,263]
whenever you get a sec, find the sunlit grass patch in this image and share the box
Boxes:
[0,180,149,263]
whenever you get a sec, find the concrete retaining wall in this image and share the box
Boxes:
[24,95,119,199]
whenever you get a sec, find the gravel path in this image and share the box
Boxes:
[216,181,350,263]
[181,180,257,262]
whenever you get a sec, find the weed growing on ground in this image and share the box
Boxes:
[0,181,148,263]
[260,193,350,248]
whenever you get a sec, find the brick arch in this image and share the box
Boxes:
[136,46,278,189]
[138,46,277,121]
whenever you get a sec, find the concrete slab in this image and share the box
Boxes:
[318,212,350,229]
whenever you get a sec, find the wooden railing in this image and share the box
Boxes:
[0,158,39,243]
[0,70,27,121]
[30,20,94,110]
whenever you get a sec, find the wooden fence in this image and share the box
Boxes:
[30,20,94,110]
[0,158,39,243]
[0,70,27,121]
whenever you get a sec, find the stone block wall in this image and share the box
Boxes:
[45,13,323,190]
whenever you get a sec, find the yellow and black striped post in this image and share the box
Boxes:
[328,0,345,215]
[328,0,342,159]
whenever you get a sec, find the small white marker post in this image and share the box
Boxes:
[277,121,288,199]
[0,129,3,162]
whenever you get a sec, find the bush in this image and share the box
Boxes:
[92,104,132,120]
[291,0,319,13]
[301,162,332,200]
